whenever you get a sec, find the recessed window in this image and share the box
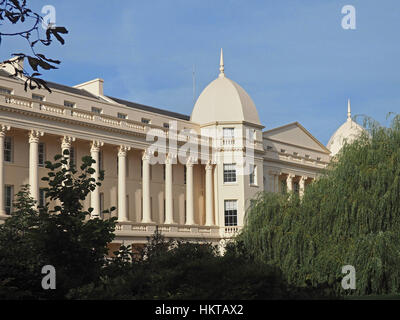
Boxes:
[141,118,151,124]
[0,87,12,95]
[224,200,238,226]
[305,154,310,159]
[249,164,257,185]
[163,123,170,129]
[4,136,12,162]
[38,143,45,167]
[281,149,286,153]
[32,94,44,101]
[69,147,75,167]
[91,107,102,114]
[5,185,13,215]
[267,146,273,150]
[317,157,321,161]
[223,163,236,183]
[223,127,235,138]
[117,113,127,119]
[64,100,75,108]
[39,188,46,207]
[99,150,104,171]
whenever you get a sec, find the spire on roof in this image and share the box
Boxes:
[219,48,225,78]
[347,98,351,121]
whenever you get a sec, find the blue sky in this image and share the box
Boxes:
[1,0,400,144]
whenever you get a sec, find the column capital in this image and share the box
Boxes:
[205,161,213,171]
[300,176,308,183]
[0,125,10,137]
[286,173,295,180]
[90,140,104,152]
[118,145,131,157]
[142,149,153,161]
[165,152,177,165]
[61,135,75,149]
[29,130,44,143]
[186,157,195,167]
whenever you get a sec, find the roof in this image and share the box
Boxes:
[0,69,191,121]
[327,118,364,156]
[107,96,191,121]
[191,75,261,125]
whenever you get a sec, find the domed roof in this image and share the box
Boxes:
[190,49,261,126]
[327,100,365,156]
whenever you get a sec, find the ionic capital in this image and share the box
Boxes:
[118,145,131,157]
[29,130,44,143]
[0,125,10,137]
[61,136,76,149]
[205,161,213,171]
[90,140,104,153]
[165,153,177,165]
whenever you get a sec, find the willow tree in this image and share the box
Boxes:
[239,114,400,296]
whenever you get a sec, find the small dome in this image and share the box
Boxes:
[190,49,261,125]
[327,100,365,156]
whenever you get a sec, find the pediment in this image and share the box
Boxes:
[263,122,330,154]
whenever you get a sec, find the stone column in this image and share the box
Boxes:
[205,161,214,226]
[61,136,75,169]
[286,174,294,193]
[0,125,10,215]
[164,153,174,224]
[185,158,194,225]
[299,176,307,197]
[29,130,43,201]
[90,140,103,218]
[118,145,130,222]
[142,151,152,223]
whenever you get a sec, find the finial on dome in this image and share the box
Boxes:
[219,48,225,78]
[347,99,351,121]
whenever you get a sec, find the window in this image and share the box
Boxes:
[163,164,166,181]
[317,157,321,161]
[224,200,238,226]
[98,151,103,171]
[267,146,273,150]
[100,193,104,218]
[281,149,286,153]
[223,127,235,138]
[163,122,170,129]
[141,118,151,124]
[91,107,102,114]
[4,185,13,215]
[38,143,45,167]
[39,188,46,207]
[293,182,300,194]
[117,113,127,119]
[4,136,12,162]
[64,100,75,108]
[0,87,12,95]
[281,180,287,194]
[305,154,310,159]
[70,147,75,167]
[293,152,298,156]
[223,163,236,183]
[32,94,44,101]
[249,164,257,185]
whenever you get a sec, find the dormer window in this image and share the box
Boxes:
[117,113,127,119]
[0,87,12,95]
[92,107,102,114]
[32,94,44,101]
[141,118,151,124]
[281,149,286,153]
[64,100,75,108]
[163,122,170,129]
[293,152,298,156]
[305,154,310,159]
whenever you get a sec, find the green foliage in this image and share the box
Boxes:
[239,115,400,296]
[0,151,117,299]
[68,230,337,300]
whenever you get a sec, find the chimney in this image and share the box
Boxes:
[74,78,104,96]
[1,56,24,76]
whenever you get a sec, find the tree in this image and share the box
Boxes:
[239,114,400,296]
[0,151,116,299]
[0,0,68,92]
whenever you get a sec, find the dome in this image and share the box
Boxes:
[190,49,261,126]
[327,100,365,156]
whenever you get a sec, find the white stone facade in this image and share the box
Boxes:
[0,52,342,248]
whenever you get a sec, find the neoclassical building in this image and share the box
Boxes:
[0,51,354,247]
